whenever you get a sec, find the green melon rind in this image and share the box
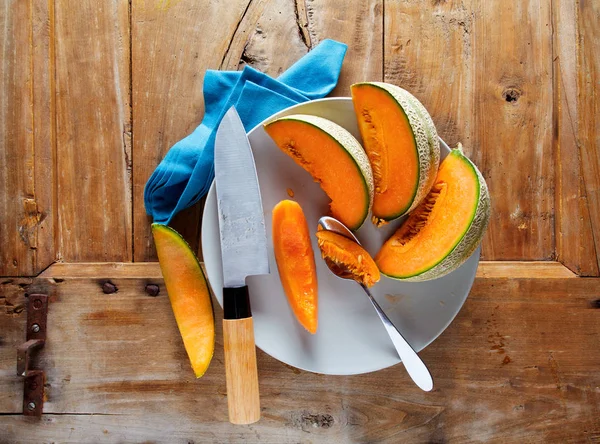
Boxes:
[265,114,374,231]
[352,82,440,220]
[392,148,491,282]
[400,89,441,210]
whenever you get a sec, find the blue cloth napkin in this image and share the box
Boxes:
[144,39,348,224]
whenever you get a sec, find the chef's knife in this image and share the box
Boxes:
[214,106,269,425]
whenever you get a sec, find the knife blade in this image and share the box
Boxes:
[214,106,269,425]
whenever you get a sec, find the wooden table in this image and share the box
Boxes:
[1,1,599,442]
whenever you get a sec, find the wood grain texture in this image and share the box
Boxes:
[308,0,383,94]
[34,259,577,281]
[237,0,382,93]
[385,0,474,151]
[554,0,600,276]
[473,1,554,261]
[576,0,600,275]
[1,271,599,441]
[0,1,55,276]
[131,0,254,261]
[55,0,132,262]
[39,262,163,279]
[475,261,576,279]
[223,318,261,424]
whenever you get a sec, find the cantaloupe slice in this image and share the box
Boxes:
[351,82,440,226]
[316,230,380,288]
[152,224,215,377]
[375,145,490,281]
[272,200,318,334]
[265,115,374,231]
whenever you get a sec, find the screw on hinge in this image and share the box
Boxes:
[27,402,36,411]
[31,324,40,333]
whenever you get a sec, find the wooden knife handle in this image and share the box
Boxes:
[223,317,260,424]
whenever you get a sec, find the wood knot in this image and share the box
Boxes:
[291,411,334,431]
[590,299,600,309]
[101,281,118,294]
[302,412,334,429]
[502,87,522,103]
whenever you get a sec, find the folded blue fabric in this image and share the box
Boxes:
[144,39,348,224]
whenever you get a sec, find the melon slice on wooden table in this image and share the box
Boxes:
[152,224,215,377]
[264,114,374,231]
[375,145,490,281]
[272,200,318,334]
[351,82,440,226]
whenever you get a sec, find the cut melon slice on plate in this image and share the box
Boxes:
[264,114,374,231]
[351,82,440,226]
[272,200,318,334]
[152,224,215,377]
[376,145,490,281]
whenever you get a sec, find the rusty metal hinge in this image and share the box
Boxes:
[16,294,48,416]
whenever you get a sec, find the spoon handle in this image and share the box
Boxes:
[360,284,434,392]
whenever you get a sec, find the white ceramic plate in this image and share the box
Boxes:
[202,98,479,375]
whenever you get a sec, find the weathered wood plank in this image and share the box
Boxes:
[576,0,600,276]
[55,0,132,262]
[475,261,576,279]
[34,260,577,280]
[308,0,383,93]
[232,0,383,89]
[473,1,554,261]
[553,0,600,276]
[131,0,254,261]
[1,274,598,441]
[0,277,31,413]
[385,0,474,150]
[0,1,55,276]
[38,262,163,279]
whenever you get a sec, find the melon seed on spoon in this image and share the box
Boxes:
[315,227,380,287]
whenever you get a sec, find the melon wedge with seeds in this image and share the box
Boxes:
[375,145,490,281]
[351,82,440,226]
[152,224,215,377]
[264,114,374,231]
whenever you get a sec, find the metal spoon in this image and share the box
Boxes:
[317,216,434,392]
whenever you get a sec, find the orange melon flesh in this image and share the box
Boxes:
[272,200,318,334]
[376,151,479,278]
[352,84,419,221]
[316,230,381,288]
[265,118,370,231]
[152,224,215,377]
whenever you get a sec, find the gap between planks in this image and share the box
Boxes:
[35,261,577,280]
